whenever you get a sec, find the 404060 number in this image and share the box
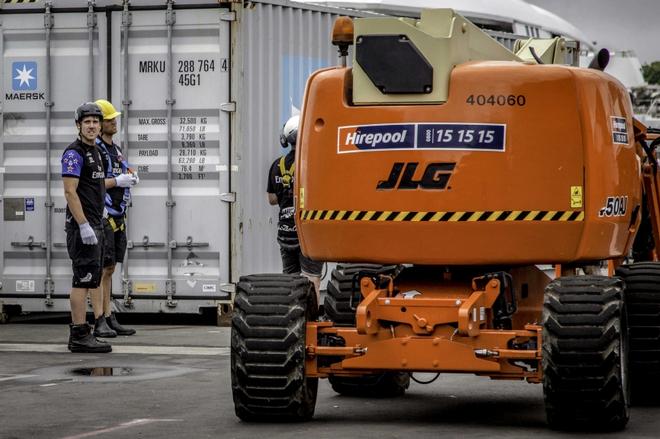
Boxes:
[466,94,526,106]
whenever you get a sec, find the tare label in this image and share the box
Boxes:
[337,123,506,153]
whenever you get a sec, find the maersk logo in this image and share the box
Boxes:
[12,61,37,91]
[6,61,44,101]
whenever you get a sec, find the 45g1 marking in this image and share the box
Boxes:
[598,196,628,217]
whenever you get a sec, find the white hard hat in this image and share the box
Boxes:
[280,115,300,147]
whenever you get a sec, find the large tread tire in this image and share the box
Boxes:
[324,263,410,397]
[231,274,318,422]
[325,263,383,325]
[617,262,660,404]
[542,276,629,431]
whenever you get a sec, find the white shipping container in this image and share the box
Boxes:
[0,0,360,317]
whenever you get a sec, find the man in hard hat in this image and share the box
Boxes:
[91,99,138,337]
[62,102,112,353]
[267,115,323,302]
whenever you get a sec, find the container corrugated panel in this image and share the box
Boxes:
[1,7,108,309]
[108,6,231,309]
[0,0,363,315]
[0,1,233,314]
[233,1,362,281]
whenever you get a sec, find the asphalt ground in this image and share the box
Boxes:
[1,322,659,439]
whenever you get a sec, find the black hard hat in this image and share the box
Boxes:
[74,102,103,123]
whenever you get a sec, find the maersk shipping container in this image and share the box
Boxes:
[0,0,361,318]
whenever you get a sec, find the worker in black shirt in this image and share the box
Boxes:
[267,115,323,302]
[61,102,112,353]
[90,99,138,337]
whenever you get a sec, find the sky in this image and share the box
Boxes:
[526,0,660,64]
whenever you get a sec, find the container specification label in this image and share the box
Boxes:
[176,116,209,180]
[337,123,506,153]
[176,58,227,87]
[137,57,227,87]
[134,116,212,180]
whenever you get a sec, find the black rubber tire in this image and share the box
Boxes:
[324,263,383,325]
[324,263,410,397]
[617,262,660,404]
[231,274,318,422]
[542,276,629,431]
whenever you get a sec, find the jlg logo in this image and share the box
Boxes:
[377,162,455,190]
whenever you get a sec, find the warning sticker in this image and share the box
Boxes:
[611,116,628,145]
[571,186,583,208]
[133,282,156,293]
[202,284,217,293]
[16,280,35,292]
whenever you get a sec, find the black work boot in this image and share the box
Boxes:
[68,323,112,353]
[93,315,117,338]
[107,312,136,336]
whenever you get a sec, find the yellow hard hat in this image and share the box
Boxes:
[94,99,121,120]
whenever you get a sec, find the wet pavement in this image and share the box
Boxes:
[1,323,659,439]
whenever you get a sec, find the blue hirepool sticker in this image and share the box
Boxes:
[337,123,505,153]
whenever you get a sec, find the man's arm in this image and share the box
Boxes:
[268,193,278,205]
[63,177,88,225]
[104,177,117,189]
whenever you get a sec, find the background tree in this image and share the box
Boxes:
[642,62,660,85]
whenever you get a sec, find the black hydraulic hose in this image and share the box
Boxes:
[410,373,440,385]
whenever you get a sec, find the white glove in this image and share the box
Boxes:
[115,173,135,188]
[79,222,98,245]
[131,171,140,185]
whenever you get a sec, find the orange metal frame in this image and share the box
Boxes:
[305,275,543,383]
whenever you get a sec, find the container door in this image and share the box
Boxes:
[1,8,107,311]
[110,6,231,309]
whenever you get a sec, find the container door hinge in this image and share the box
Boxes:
[220,102,236,113]
[220,11,236,22]
[220,283,236,294]
[220,192,236,203]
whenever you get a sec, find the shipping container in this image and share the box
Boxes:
[0,0,362,318]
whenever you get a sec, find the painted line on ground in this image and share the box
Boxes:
[0,343,229,356]
[0,374,39,382]
[58,418,183,439]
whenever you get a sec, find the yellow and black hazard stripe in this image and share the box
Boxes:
[3,0,40,4]
[300,210,584,222]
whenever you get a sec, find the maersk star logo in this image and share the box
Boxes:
[12,62,37,91]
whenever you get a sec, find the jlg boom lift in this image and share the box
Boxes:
[231,9,660,430]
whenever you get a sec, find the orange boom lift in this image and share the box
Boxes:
[231,10,660,431]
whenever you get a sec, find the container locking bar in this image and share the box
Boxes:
[43,0,55,306]
[11,236,46,250]
[173,236,209,249]
[127,236,166,249]
[121,0,133,308]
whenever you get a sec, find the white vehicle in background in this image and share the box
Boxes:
[295,0,594,49]
[298,0,658,128]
